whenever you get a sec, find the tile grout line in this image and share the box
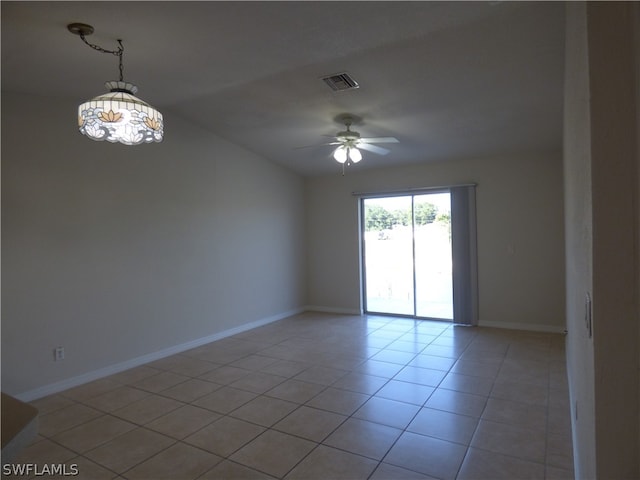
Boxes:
[22,315,572,479]
[453,337,509,479]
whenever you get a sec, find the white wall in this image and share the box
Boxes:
[587,3,639,478]
[563,4,595,477]
[1,92,307,399]
[636,4,640,468]
[306,152,565,332]
[564,3,640,478]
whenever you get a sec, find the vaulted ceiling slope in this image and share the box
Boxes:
[1,1,565,176]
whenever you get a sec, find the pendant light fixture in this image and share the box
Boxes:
[68,23,163,145]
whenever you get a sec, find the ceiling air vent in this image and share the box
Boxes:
[322,72,359,92]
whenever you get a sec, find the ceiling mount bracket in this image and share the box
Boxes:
[67,23,95,37]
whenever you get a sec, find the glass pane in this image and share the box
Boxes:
[363,196,414,315]
[414,193,453,319]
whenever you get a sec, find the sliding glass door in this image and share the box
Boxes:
[414,193,453,319]
[362,196,414,315]
[362,192,453,320]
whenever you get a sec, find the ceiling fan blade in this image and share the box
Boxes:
[294,142,341,150]
[358,143,390,155]
[359,137,399,144]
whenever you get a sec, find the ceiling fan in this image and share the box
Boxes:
[300,115,399,169]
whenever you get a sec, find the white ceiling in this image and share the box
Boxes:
[2,1,565,176]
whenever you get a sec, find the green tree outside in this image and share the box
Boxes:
[364,204,393,231]
[413,202,438,226]
[364,202,440,231]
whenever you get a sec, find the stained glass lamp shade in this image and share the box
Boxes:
[78,81,163,145]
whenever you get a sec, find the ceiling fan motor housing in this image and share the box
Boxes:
[336,130,360,142]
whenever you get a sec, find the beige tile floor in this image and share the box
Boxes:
[16,312,574,479]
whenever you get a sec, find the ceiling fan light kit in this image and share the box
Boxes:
[67,23,163,145]
[327,116,398,170]
[333,145,362,164]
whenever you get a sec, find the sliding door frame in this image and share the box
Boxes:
[359,188,451,320]
[356,184,478,324]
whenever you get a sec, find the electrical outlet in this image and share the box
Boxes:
[54,346,65,361]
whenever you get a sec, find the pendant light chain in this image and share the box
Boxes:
[78,33,125,81]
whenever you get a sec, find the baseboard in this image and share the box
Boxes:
[15,309,563,401]
[16,307,305,402]
[302,309,564,333]
[478,320,566,334]
[303,305,362,315]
